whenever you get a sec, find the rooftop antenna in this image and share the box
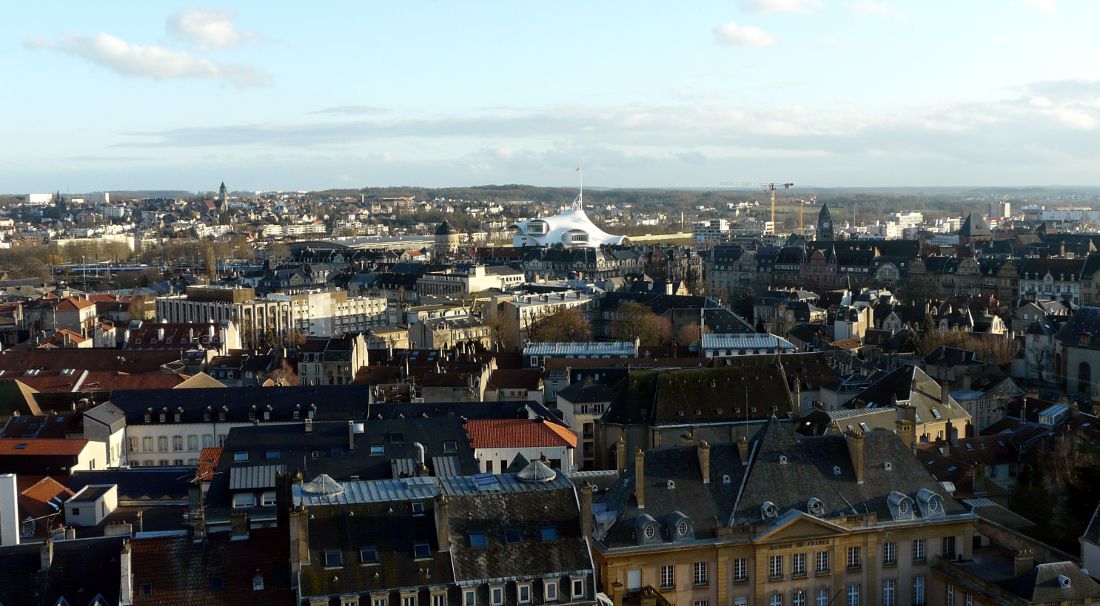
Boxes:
[574,164,584,210]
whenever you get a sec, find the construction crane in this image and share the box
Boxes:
[720,181,794,234]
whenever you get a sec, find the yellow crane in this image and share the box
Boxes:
[722,181,794,234]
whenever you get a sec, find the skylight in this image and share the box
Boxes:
[469,532,488,549]
[503,528,522,544]
[413,543,432,558]
[540,526,559,542]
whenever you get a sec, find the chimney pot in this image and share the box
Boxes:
[40,538,53,572]
[634,449,646,510]
[615,437,626,474]
[1014,548,1035,577]
[697,441,711,484]
[581,483,593,540]
[737,435,749,465]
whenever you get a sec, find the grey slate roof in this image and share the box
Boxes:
[733,418,968,524]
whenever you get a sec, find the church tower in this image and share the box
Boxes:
[217,182,227,211]
[817,203,834,241]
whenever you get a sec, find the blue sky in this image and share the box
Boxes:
[4,0,1100,192]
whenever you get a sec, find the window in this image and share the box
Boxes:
[252,573,264,591]
[846,584,859,606]
[413,543,431,559]
[769,555,784,579]
[71,508,80,516]
[232,493,256,508]
[202,434,214,448]
[261,491,276,506]
[370,444,385,455]
[503,528,521,544]
[265,450,280,461]
[816,588,828,606]
[912,576,925,606]
[660,565,675,589]
[883,541,896,566]
[443,440,458,452]
[469,532,488,549]
[734,557,748,582]
[518,584,532,604]
[540,526,559,542]
[695,602,709,606]
[489,586,503,606]
[942,536,956,560]
[693,562,708,586]
[411,501,424,515]
[572,578,585,598]
[172,435,183,451]
[545,579,558,601]
[324,550,343,567]
[463,590,476,606]
[816,551,830,574]
[946,585,954,606]
[793,590,806,606]
[233,451,248,462]
[846,546,861,570]
[157,436,168,452]
[187,435,198,450]
[140,583,153,596]
[403,596,416,606]
[882,579,895,606]
[912,539,925,563]
[769,596,781,606]
[793,553,806,577]
[965,593,972,606]
[361,547,378,564]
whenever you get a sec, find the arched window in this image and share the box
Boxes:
[1079,361,1092,396]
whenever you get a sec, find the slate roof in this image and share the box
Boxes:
[599,442,747,549]
[299,496,454,598]
[999,561,1100,602]
[0,535,128,606]
[734,418,968,524]
[1054,306,1100,349]
[602,359,794,426]
[131,527,295,606]
[485,368,543,391]
[68,468,193,501]
[442,472,592,583]
[556,378,622,404]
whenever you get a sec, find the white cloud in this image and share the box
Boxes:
[846,0,902,18]
[714,22,776,48]
[167,7,257,50]
[25,32,271,87]
[740,0,823,13]
[821,35,843,49]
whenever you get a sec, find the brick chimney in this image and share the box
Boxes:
[697,441,711,484]
[737,435,749,465]
[580,483,593,541]
[615,437,626,473]
[40,537,53,572]
[844,430,865,484]
[435,495,452,550]
[1014,547,1035,577]
[634,449,646,510]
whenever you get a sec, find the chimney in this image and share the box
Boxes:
[40,537,53,572]
[737,435,750,465]
[289,507,310,585]
[1014,547,1035,577]
[0,473,19,547]
[435,495,451,550]
[119,540,133,605]
[615,437,626,473]
[845,430,865,484]
[972,462,986,495]
[634,449,646,510]
[157,327,165,342]
[581,483,593,541]
[895,404,917,449]
[230,511,249,541]
[939,379,950,406]
[697,441,711,484]
[304,418,313,433]
[347,421,355,450]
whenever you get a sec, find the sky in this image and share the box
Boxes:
[3,0,1100,192]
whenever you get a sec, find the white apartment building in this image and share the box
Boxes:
[487,290,598,350]
[415,265,525,296]
[155,286,387,347]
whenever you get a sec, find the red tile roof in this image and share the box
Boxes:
[0,438,89,456]
[17,475,73,521]
[465,418,577,449]
[195,447,222,482]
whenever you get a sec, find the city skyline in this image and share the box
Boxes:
[5,1,1100,191]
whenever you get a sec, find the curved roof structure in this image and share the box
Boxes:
[512,194,627,248]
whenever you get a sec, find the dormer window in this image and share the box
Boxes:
[203,407,211,422]
[360,546,379,564]
[248,406,256,421]
[779,455,789,465]
[761,501,779,519]
[807,498,825,516]
[832,465,843,476]
[666,480,675,490]
[722,474,732,484]
[675,520,689,537]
